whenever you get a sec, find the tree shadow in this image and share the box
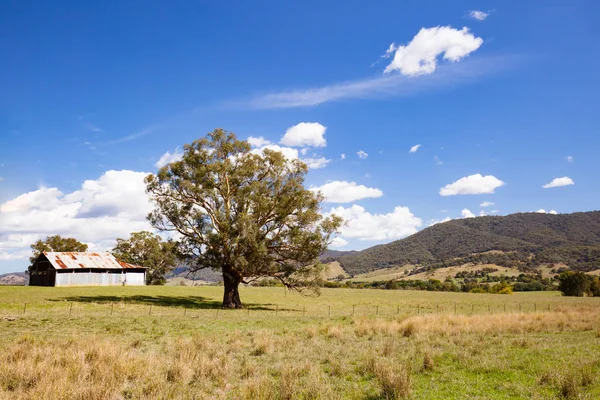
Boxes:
[52,295,273,310]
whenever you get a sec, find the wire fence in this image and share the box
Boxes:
[3,299,598,321]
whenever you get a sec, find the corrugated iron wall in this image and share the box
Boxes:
[55,271,145,287]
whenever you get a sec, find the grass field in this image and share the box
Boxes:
[1,286,599,399]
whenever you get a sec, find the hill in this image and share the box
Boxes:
[0,272,28,286]
[335,211,600,276]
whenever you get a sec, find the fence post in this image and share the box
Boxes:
[534,303,537,312]
[328,305,331,317]
[417,305,420,315]
[519,304,521,313]
[247,307,250,316]
[23,303,27,315]
[397,304,400,315]
[504,303,506,313]
[352,305,355,316]
[376,305,379,316]
[184,307,187,316]
[149,305,152,316]
[111,303,114,316]
[69,303,73,317]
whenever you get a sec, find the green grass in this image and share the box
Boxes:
[1,286,600,399]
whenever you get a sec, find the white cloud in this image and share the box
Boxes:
[462,208,476,218]
[479,210,487,216]
[247,136,272,147]
[326,205,422,241]
[480,201,494,207]
[302,156,331,169]
[384,26,483,76]
[251,144,300,162]
[409,144,422,153]
[340,154,346,160]
[300,148,309,156]
[0,177,4,182]
[536,209,558,215]
[429,216,452,226]
[566,156,574,162]
[434,156,443,165]
[357,150,368,159]
[280,122,327,148]
[0,170,153,262]
[155,148,183,168]
[329,237,348,248]
[246,55,516,109]
[468,10,490,21]
[251,144,329,170]
[542,177,574,189]
[311,181,383,203]
[440,174,505,196]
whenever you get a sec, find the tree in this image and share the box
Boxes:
[145,129,341,308]
[557,271,591,297]
[112,231,179,285]
[29,235,88,273]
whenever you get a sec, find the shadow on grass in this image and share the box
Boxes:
[52,295,274,310]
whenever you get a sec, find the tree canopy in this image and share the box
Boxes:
[112,231,178,285]
[29,235,88,272]
[145,129,341,308]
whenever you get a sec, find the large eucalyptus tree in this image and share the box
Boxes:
[145,129,341,308]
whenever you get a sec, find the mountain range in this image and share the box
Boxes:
[327,211,600,276]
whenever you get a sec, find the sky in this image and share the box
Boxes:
[1,0,599,273]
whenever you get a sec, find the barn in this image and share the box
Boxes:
[29,252,146,287]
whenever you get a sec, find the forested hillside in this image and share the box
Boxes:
[335,211,600,276]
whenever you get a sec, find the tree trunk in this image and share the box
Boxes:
[222,271,243,308]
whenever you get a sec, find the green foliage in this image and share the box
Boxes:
[557,271,592,297]
[28,235,88,272]
[145,129,341,307]
[336,211,600,276]
[112,231,178,285]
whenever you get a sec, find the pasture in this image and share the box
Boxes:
[1,286,599,399]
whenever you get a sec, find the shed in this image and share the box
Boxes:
[29,252,146,287]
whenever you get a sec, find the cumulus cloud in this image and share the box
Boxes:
[409,144,422,153]
[340,154,346,160]
[251,144,300,162]
[429,216,452,226]
[329,237,348,248]
[462,208,476,218]
[434,156,443,165]
[280,122,327,148]
[0,170,153,262]
[247,136,272,147]
[155,148,183,168]
[384,26,483,76]
[326,205,422,241]
[251,144,330,169]
[440,174,505,196]
[536,209,558,215]
[566,156,574,162]
[480,201,494,207]
[357,150,368,159]
[311,181,383,203]
[468,10,490,21]
[542,177,574,189]
[302,156,331,169]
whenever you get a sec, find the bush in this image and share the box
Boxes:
[557,271,591,297]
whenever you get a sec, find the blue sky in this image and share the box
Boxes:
[1,0,599,273]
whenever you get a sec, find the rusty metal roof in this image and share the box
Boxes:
[42,252,146,270]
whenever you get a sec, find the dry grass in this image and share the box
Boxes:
[1,287,599,399]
